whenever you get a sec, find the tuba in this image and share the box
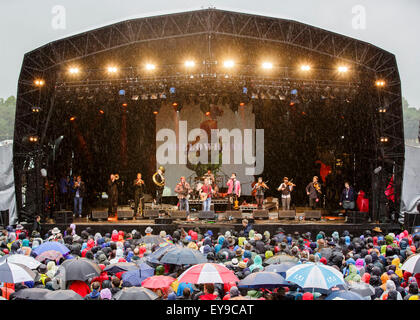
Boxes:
[152,166,165,188]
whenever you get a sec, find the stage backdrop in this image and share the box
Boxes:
[401,144,420,215]
[0,140,18,225]
[156,103,256,196]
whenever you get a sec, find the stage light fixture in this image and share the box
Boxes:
[99,109,104,114]
[375,80,386,87]
[223,60,235,68]
[380,137,389,143]
[185,60,195,68]
[379,107,387,113]
[107,66,118,73]
[122,103,128,107]
[31,106,41,113]
[69,116,76,121]
[338,66,348,73]
[34,79,45,86]
[300,65,311,71]
[145,63,156,70]
[69,67,80,74]
[262,62,273,69]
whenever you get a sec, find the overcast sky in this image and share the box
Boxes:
[0,0,419,108]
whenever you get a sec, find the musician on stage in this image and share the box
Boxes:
[277,177,294,210]
[200,178,213,211]
[174,176,192,212]
[73,175,85,218]
[133,173,145,218]
[306,176,321,210]
[227,173,241,210]
[153,166,165,206]
[339,181,355,222]
[108,174,118,216]
[253,177,269,209]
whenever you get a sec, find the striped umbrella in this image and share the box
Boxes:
[401,254,420,274]
[0,254,41,269]
[286,262,345,292]
[177,263,239,284]
[0,261,36,283]
[325,290,364,300]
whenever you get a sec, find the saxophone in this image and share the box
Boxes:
[152,166,165,188]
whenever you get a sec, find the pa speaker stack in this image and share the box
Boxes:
[53,211,73,224]
[117,206,134,220]
[198,211,216,220]
[91,210,108,221]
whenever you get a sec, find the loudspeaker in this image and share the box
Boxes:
[225,211,242,219]
[347,211,367,223]
[117,209,134,220]
[304,210,322,220]
[198,211,216,219]
[91,210,108,221]
[53,211,73,224]
[253,209,269,219]
[278,210,296,219]
[144,209,159,219]
[404,213,420,232]
[0,210,9,226]
[169,210,188,219]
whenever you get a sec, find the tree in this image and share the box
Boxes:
[403,97,420,141]
[0,96,16,140]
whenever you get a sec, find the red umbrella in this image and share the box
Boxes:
[141,275,175,289]
[177,263,239,284]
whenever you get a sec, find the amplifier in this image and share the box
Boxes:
[117,209,134,220]
[304,210,322,220]
[278,210,296,219]
[144,209,159,219]
[53,211,73,224]
[253,209,269,219]
[225,211,242,219]
[91,210,108,221]
[169,210,188,219]
[198,211,216,220]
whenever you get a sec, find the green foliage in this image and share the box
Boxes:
[403,97,420,140]
[0,96,16,140]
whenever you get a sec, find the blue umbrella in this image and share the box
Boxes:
[238,271,290,289]
[325,290,364,300]
[121,263,155,286]
[264,262,297,277]
[147,244,177,264]
[33,242,70,255]
[159,247,207,265]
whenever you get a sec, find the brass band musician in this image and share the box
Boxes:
[133,173,145,217]
[152,166,165,206]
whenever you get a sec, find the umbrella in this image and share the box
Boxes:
[264,254,299,265]
[348,282,375,297]
[238,272,290,289]
[139,235,165,245]
[264,262,297,277]
[104,262,138,274]
[325,290,364,300]
[401,254,420,274]
[57,258,101,281]
[113,287,158,300]
[320,248,333,260]
[35,250,63,263]
[10,288,50,300]
[0,254,41,269]
[141,275,175,289]
[121,263,155,286]
[0,261,36,283]
[177,263,239,284]
[159,247,207,265]
[44,290,83,300]
[286,262,345,292]
[147,244,177,264]
[33,242,70,255]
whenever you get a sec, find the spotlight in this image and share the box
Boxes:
[69,67,80,74]
[375,80,386,87]
[99,109,104,114]
[122,103,128,107]
[184,60,195,68]
[205,111,211,116]
[69,116,76,121]
[31,106,41,113]
[338,66,348,73]
[223,60,235,68]
[29,135,39,143]
[107,66,118,73]
[262,62,273,69]
[239,102,246,107]
[300,65,311,71]
[145,63,156,70]
[379,107,387,113]
[380,137,389,143]
[34,79,45,86]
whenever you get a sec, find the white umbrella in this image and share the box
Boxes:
[0,261,36,283]
[0,254,41,270]
[401,254,420,274]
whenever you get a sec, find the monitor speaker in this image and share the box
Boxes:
[91,210,108,221]
[198,211,216,220]
[144,209,159,219]
[304,210,322,220]
[53,211,73,224]
[225,211,242,219]
[117,208,134,220]
[278,210,296,219]
[253,209,269,219]
[169,210,188,219]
